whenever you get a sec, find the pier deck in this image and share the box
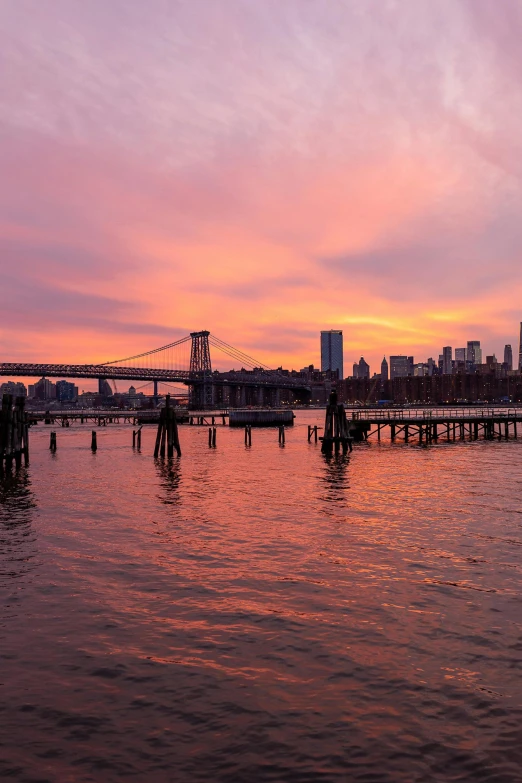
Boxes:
[349,407,522,443]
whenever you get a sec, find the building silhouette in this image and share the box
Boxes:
[519,323,522,372]
[28,377,56,400]
[56,380,78,402]
[320,330,343,379]
[467,340,482,366]
[442,346,452,375]
[390,356,410,379]
[357,357,370,380]
[0,380,27,397]
[504,345,513,372]
[381,356,388,381]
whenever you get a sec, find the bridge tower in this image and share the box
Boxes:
[189,331,213,409]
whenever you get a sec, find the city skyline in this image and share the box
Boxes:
[1,1,522,373]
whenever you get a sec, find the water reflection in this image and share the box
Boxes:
[320,454,351,504]
[0,469,38,582]
[156,458,182,506]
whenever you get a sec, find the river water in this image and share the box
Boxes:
[1,411,521,782]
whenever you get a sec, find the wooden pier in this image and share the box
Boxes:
[349,407,522,444]
[26,409,229,427]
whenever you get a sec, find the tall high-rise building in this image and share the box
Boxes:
[504,345,513,371]
[381,356,389,381]
[442,346,452,375]
[519,323,522,372]
[467,341,482,366]
[320,330,343,379]
[390,356,410,379]
[455,348,466,363]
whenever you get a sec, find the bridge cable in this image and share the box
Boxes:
[101,335,191,366]
[209,335,272,371]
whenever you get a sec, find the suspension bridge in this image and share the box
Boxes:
[0,331,312,408]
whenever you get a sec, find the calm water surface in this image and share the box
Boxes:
[1,412,521,782]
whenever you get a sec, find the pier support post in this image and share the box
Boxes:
[91,431,97,452]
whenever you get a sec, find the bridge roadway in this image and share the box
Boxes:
[0,363,311,391]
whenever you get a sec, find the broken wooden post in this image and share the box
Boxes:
[91,431,97,452]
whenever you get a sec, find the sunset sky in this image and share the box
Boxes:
[1,0,522,375]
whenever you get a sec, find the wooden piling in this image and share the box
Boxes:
[0,395,30,473]
[91,431,97,452]
[279,425,285,445]
[49,431,57,452]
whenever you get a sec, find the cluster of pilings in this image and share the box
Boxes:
[0,395,29,474]
[154,396,181,458]
[320,392,353,455]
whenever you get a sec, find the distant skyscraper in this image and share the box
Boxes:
[519,323,522,372]
[381,356,389,381]
[320,330,343,379]
[442,346,452,375]
[504,345,513,371]
[467,341,482,366]
[358,357,370,380]
[352,362,359,378]
[455,348,466,363]
[390,356,409,379]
